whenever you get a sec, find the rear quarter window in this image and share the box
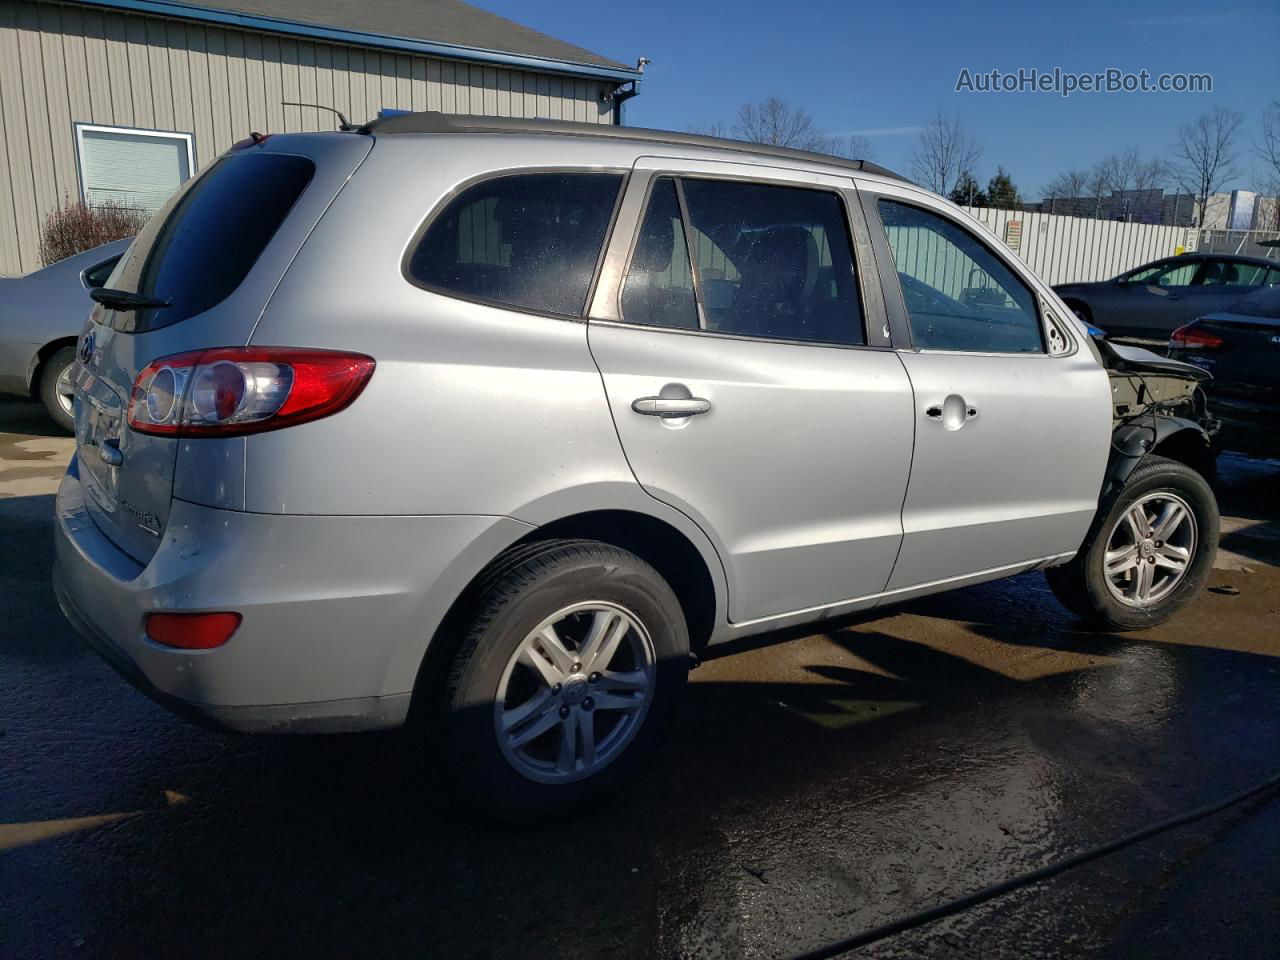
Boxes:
[405,172,624,317]
[105,153,315,332]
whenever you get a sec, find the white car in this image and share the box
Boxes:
[0,238,131,431]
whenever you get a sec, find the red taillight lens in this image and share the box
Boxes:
[127,347,374,437]
[1169,324,1223,349]
[146,612,242,650]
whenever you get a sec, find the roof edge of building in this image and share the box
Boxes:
[64,0,643,82]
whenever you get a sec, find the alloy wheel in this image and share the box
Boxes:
[494,601,656,784]
[55,364,75,417]
[1103,492,1198,607]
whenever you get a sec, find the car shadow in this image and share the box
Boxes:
[17,617,1276,960]
[5,452,1280,959]
[0,396,72,440]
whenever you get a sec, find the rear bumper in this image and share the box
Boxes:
[53,572,407,732]
[53,460,528,733]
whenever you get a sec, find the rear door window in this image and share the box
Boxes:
[105,153,315,332]
[407,172,624,317]
[1198,260,1267,287]
[680,178,865,345]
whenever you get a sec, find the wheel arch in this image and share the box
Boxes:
[27,337,77,394]
[406,506,727,724]
[1105,415,1215,503]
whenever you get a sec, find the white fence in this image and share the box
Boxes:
[960,207,1202,285]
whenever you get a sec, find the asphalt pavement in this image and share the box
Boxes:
[2,394,1278,960]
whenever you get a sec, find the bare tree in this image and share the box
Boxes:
[710,98,877,161]
[733,96,828,151]
[1134,157,1171,193]
[1096,148,1170,221]
[908,109,982,196]
[1098,147,1141,219]
[1042,168,1090,214]
[827,133,875,161]
[1173,107,1244,226]
[1086,163,1110,219]
[685,121,729,139]
[1255,101,1280,229]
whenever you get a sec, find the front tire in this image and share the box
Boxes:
[38,345,77,434]
[1046,456,1218,630]
[440,540,689,818]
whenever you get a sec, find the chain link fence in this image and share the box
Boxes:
[1196,229,1280,260]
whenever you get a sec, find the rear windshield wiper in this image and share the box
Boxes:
[89,287,172,311]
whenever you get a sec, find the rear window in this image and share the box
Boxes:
[105,153,314,332]
[1230,284,1280,319]
[406,172,623,317]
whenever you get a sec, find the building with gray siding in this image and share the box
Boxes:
[0,0,642,275]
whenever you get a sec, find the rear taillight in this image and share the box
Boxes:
[127,347,374,437]
[1169,325,1223,350]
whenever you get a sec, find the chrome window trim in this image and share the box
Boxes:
[585,315,900,353]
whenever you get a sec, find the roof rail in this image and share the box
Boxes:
[358,112,910,183]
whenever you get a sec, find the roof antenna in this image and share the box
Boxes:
[281,101,354,131]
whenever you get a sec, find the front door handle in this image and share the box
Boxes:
[926,395,978,430]
[631,396,712,418]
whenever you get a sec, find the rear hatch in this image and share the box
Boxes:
[74,133,372,564]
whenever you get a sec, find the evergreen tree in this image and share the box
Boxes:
[986,167,1022,209]
[948,170,987,206]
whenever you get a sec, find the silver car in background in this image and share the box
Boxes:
[53,115,1219,816]
[0,238,131,431]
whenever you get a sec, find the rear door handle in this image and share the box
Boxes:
[631,396,712,418]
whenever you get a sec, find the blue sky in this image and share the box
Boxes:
[480,0,1280,199]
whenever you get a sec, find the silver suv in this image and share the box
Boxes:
[54,114,1219,815]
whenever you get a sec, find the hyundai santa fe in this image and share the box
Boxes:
[54,113,1219,815]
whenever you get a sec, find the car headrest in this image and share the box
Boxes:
[739,226,819,299]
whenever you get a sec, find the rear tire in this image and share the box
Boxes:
[439,539,689,818]
[1046,456,1218,630]
[37,345,76,434]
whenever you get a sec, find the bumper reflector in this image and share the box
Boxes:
[146,612,242,650]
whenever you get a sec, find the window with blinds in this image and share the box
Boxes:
[76,125,193,216]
